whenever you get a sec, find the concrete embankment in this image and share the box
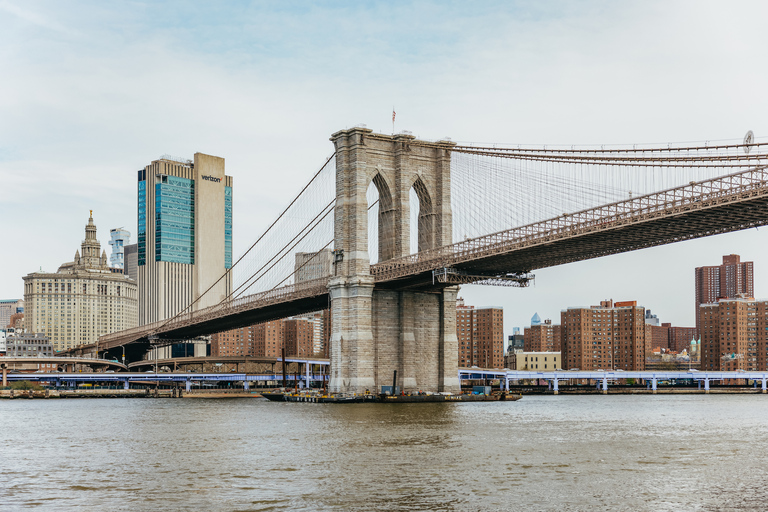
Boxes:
[1,389,176,399]
[0,389,264,399]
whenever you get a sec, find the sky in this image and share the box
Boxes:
[2,0,768,334]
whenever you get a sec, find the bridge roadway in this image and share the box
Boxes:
[127,355,330,371]
[461,369,768,393]
[0,357,127,372]
[3,357,330,389]
[3,372,329,392]
[93,165,768,355]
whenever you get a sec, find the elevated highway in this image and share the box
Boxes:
[461,369,768,393]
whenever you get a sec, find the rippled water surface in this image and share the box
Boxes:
[2,395,768,511]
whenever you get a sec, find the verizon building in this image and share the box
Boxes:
[137,154,233,332]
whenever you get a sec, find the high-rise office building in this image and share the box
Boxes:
[22,214,138,352]
[561,300,646,371]
[695,254,754,330]
[137,154,233,328]
[108,228,131,269]
[123,243,138,281]
[0,299,23,329]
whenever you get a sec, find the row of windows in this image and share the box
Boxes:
[138,180,147,265]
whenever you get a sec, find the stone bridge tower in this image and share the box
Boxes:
[328,127,460,394]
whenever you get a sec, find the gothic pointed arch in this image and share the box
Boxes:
[410,176,436,252]
[369,171,397,261]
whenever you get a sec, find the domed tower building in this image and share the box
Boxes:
[22,212,138,352]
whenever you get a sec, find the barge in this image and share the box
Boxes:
[260,391,521,403]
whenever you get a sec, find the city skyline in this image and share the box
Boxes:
[2,1,768,335]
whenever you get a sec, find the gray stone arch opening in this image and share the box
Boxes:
[410,176,435,254]
[369,172,396,262]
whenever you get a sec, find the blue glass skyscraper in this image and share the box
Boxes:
[137,154,233,332]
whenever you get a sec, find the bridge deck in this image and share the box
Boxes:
[372,166,768,287]
[96,166,768,351]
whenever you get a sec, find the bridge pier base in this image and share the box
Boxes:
[553,379,559,395]
[652,378,657,394]
[186,380,191,392]
[124,380,129,390]
[328,278,460,395]
[244,380,250,391]
[328,276,377,394]
[601,377,608,394]
[704,378,710,393]
[1,365,6,388]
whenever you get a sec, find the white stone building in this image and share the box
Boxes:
[23,213,138,352]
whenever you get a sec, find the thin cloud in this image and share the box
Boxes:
[0,0,78,36]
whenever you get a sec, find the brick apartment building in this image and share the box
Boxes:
[283,318,315,358]
[210,326,253,356]
[457,298,504,368]
[524,319,561,352]
[695,254,754,331]
[211,310,330,358]
[647,323,698,353]
[700,298,768,371]
[561,300,646,371]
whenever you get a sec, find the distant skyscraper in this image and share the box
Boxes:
[530,312,542,326]
[137,154,233,326]
[108,228,131,269]
[644,309,660,326]
[0,299,23,329]
[695,254,754,330]
[124,243,138,281]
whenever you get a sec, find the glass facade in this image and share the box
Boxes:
[155,176,195,264]
[137,178,146,266]
[137,167,230,269]
[225,186,233,269]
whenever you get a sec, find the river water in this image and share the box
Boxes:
[1,395,767,511]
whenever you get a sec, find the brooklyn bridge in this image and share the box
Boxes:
[79,127,768,394]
